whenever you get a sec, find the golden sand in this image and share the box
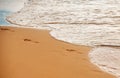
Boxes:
[0,26,115,78]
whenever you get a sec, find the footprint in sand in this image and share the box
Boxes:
[66,49,76,52]
[23,38,39,43]
[24,39,31,41]
[66,49,83,54]
[0,28,14,32]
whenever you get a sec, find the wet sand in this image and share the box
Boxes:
[0,26,115,78]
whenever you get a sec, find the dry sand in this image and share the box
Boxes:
[0,26,116,78]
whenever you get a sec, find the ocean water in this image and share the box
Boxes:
[0,0,25,25]
[5,0,120,78]
[0,0,25,12]
[0,10,11,25]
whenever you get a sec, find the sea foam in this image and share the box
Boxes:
[7,0,120,77]
[89,47,120,78]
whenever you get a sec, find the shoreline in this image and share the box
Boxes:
[1,0,120,77]
[0,26,116,78]
[4,8,120,78]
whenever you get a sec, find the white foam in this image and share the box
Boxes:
[50,25,120,46]
[7,0,120,26]
[89,47,120,78]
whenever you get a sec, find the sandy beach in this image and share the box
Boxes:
[0,26,115,78]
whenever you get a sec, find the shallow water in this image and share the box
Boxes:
[0,0,25,25]
[0,10,11,25]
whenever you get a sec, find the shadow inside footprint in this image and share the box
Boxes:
[65,49,83,54]
[0,28,9,30]
[24,39,32,41]
[0,28,14,32]
[24,39,39,43]
[33,41,39,43]
[66,49,76,52]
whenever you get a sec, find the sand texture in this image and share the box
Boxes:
[0,26,116,78]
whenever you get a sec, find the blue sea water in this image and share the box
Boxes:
[0,10,11,25]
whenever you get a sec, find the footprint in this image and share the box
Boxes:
[65,49,83,55]
[24,39,32,41]
[66,49,76,52]
[23,38,39,43]
[0,28,14,32]
[0,28,9,30]
[33,41,40,43]
[76,51,83,54]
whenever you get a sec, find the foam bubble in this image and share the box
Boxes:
[50,25,120,46]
